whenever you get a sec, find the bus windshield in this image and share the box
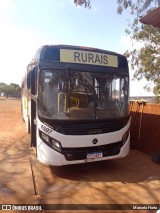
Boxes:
[38,69,129,120]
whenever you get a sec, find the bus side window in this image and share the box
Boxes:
[27,68,37,95]
[27,73,31,89]
[31,68,37,95]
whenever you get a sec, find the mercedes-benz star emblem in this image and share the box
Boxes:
[92,138,98,144]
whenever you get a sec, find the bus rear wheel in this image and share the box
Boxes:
[27,117,30,134]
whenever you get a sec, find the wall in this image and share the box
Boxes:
[130,102,160,154]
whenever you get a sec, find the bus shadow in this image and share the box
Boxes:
[49,150,160,183]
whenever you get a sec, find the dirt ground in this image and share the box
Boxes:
[0,98,160,213]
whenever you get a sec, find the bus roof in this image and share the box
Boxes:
[41,44,120,55]
[30,44,123,64]
[27,44,128,75]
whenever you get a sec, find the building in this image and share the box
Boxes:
[140,7,160,28]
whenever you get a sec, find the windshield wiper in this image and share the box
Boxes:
[93,74,97,119]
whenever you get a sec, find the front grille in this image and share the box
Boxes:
[62,141,123,161]
[39,116,130,136]
[56,118,129,135]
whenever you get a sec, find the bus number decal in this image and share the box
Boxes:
[41,125,52,134]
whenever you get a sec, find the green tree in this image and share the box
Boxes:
[0,82,7,92]
[74,0,91,8]
[125,25,160,97]
[10,83,21,93]
[74,0,160,98]
[116,0,160,15]
[117,0,160,97]
[74,0,160,14]
[0,83,9,98]
[0,82,21,98]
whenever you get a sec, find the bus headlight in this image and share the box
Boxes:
[41,132,50,142]
[122,130,129,145]
[39,130,62,153]
[51,139,62,153]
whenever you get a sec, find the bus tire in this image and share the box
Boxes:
[27,117,30,134]
[31,123,36,148]
[21,102,25,122]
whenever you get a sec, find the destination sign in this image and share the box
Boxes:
[60,49,118,67]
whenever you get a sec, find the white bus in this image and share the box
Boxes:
[21,45,130,166]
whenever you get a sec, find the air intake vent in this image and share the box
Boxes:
[55,117,129,135]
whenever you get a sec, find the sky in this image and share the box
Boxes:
[0,0,154,96]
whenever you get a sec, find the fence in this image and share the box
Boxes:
[130,101,160,155]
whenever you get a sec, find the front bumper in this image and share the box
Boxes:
[37,134,130,166]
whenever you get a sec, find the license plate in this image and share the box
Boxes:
[87,152,103,159]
